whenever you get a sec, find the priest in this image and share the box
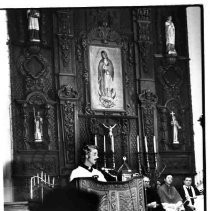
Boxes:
[69,145,106,182]
[178,176,203,211]
[158,174,184,211]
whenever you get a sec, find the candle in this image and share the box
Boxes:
[104,136,106,152]
[37,173,39,184]
[45,173,47,182]
[48,175,50,184]
[144,136,148,153]
[153,136,157,153]
[95,135,97,146]
[30,178,33,199]
[41,171,43,180]
[111,136,115,152]
[52,177,55,188]
[137,135,140,152]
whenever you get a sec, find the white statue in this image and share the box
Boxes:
[103,124,117,138]
[103,124,117,152]
[33,108,43,142]
[27,9,40,42]
[170,111,181,144]
[165,16,177,55]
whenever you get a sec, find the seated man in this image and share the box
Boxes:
[143,176,163,211]
[70,145,106,182]
[178,176,203,211]
[158,174,184,211]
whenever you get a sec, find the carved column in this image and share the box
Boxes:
[58,85,79,175]
[139,90,158,172]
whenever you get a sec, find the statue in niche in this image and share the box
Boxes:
[27,9,40,42]
[170,111,181,144]
[165,16,177,55]
[33,108,43,142]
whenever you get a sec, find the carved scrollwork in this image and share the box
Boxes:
[58,84,78,100]
[139,89,158,107]
[58,34,72,67]
[57,11,72,35]
[19,49,48,79]
[90,118,100,135]
[63,101,75,164]
[57,11,73,67]
[87,22,121,44]
[139,90,158,154]
[85,103,95,115]
[18,48,49,92]
[136,8,151,22]
[16,91,56,150]
[158,65,183,89]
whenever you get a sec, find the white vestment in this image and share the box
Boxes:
[70,166,106,182]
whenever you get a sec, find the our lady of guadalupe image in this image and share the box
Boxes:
[98,50,116,108]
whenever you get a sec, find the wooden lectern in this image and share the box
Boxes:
[75,177,145,211]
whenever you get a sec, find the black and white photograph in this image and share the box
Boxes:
[0,1,208,211]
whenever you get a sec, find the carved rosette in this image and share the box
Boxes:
[63,101,75,164]
[139,90,158,153]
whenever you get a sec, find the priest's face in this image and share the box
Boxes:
[86,148,99,166]
[184,177,192,187]
[165,175,173,185]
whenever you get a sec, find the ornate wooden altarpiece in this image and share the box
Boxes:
[7,6,197,201]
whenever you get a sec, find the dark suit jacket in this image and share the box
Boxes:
[145,187,164,211]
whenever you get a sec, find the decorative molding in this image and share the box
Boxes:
[63,101,75,165]
[58,34,72,67]
[134,8,152,74]
[57,11,73,67]
[136,8,151,22]
[18,48,49,92]
[14,158,57,174]
[16,91,56,150]
[78,177,145,211]
[58,84,78,100]
[87,22,122,44]
[139,90,158,156]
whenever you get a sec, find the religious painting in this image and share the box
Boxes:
[88,45,124,111]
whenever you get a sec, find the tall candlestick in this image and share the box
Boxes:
[37,173,39,184]
[30,177,33,199]
[111,136,114,152]
[104,136,106,152]
[44,173,47,182]
[52,177,55,188]
[41,171,43,180]
[153,136,157,153]
[137,135,140,152]
[144,136,148,153]
[95,135,97,146]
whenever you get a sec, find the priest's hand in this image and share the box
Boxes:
[187,204,196,210]
[147,201,157,208]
